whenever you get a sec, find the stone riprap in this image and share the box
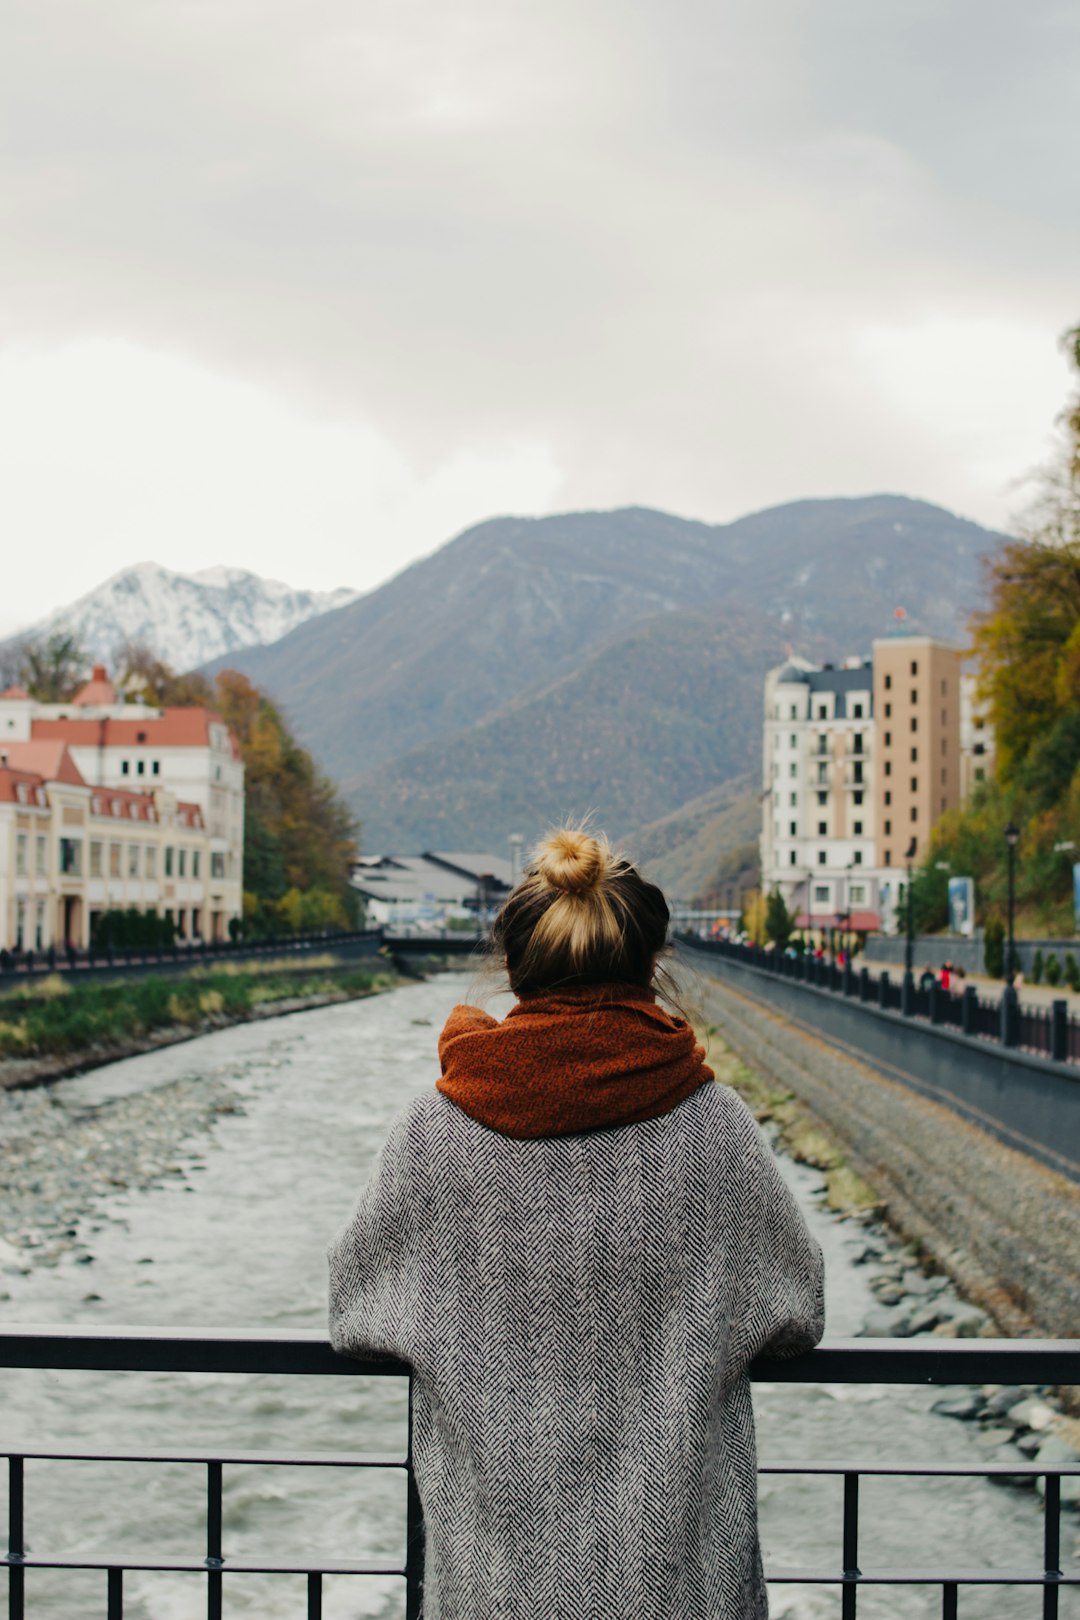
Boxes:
[694,968,1080,1341]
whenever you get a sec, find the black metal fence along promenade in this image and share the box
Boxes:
[2,1327,1078,1619]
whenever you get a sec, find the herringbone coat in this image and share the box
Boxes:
[328,1080,825,1619]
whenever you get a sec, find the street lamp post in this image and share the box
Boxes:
[1002,822,1021,1046]
[902,837,917,1016]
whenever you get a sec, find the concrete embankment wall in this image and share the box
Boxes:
[862,932,1080,977]
[679,943,1080,1339]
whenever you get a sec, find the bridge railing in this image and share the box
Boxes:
[2,1327,1078,1619]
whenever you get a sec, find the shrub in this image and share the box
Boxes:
[1032,948,1044,984]
[1065,954,1080,992]
[1045,954,1062,986]
[984,916,1005,978]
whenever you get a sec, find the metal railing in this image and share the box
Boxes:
[0,929,385,987]
[2,1328,1078,1618]
[687,934,1080,1066]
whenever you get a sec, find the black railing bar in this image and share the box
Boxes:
[1045,1472,1062,1620]
[108,1566,122,1620]
[3,1326,1079,1384]
[760,1461,1080,1477]
[768,1570,1080,1586]
[0,1445,406,1468]
[0,1553,405,1576]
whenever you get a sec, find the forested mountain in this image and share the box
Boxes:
[210,495,1004,873]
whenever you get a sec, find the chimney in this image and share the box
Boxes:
[92,663,108,681]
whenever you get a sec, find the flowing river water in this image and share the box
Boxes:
[0,975,1076,1619]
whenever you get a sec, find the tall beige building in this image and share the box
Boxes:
[871,636,963,871]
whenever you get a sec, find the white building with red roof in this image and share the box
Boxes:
[0,667,243,951]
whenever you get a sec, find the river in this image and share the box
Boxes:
[0,976,1075,1618]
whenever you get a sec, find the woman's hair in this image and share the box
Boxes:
[490,825,671,995]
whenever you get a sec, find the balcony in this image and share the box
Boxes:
[1,1327,1078,1618]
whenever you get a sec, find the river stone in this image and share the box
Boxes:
[871,1279,907,1305]
[1035,1436,1080,1506]
[1007,1397,1055,1433]
[983,1386,1031,1419]
[931,1393,982,1420]
[943,1307,989,1338]
[860,1307,907,1338]
[907,1301,952,1335]
[1016,1431,1044,1457]
[902,1269,933,1296]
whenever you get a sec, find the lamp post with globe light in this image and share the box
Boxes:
[1002,822,1021,1045]
[902,838,918,1015]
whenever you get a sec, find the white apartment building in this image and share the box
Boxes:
[760,638,992,938]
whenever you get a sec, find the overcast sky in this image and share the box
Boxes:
[2,0,1078,634]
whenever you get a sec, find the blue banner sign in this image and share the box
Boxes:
[947,876,975,937]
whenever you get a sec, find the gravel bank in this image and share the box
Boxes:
[692,964,1080,1340]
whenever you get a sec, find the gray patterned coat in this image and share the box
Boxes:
[328,1081,825,1619]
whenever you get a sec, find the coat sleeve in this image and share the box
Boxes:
[327,1107,424,1364]
[725,1091,826,1367]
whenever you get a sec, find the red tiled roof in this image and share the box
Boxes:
[0,740,86,787]
[88,787,160,822]
[177,801,205,828]
[0,685,30,701]
[0,766,48,806]
[32,707,227,749]
[72,664,118,706]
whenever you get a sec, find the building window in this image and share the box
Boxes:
[789,762,798,778]
[15,901,25,951]
[884,731,891,746]
[910,690,918,705]
[89,841,103,878]
[146,846,157,878]
[152,761,160,776]
[817,850,827,866]
[884,703,892,718]
[884,790,891,805]
[911,806,918,821]
[59,838,82,876]
[941,679,947,695]
[853,733,863,754]
[910,661,918,676]
[192,851,201,878]
[137,760,145,776]
[35,834,47,873]
[817,735,828,755]
[941,797,947,813]
[789,734,797,748]
[817,764,828,783]
[852,761,863,784]
[884,674,892,690]
[817,791,827,805]
[853,703,863,719]
[850,884,866,904]
[817,704,827,719]
[211,852,226,880]
[941,709,947,726]
[789,704,797,719]
[853,851,862,865]
[15,834,27,875]
[910,777,918,793]
[854,820,863,835]
[165,846,174,878]
[911,716,918,732]
[34,901,44,951]
[178,848,187,878]
[884,760,892,776]
[941,739,947,756]
[885,819,892,835]
[789,850,797,865]
[974,742,985,756]
[128,844,140,878]
[818,821,827,835]
[885,849,892,866]
[110,843,121,877]
[911,747,918,762]
[790,792,798,807]
[975,767,985,782]
[121,760,129,775]
[814,884,830,903]
[941,768,947,784]
[789,821,797,836]
[853,790,864,806]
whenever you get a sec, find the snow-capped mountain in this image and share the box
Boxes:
[3,562,357,671]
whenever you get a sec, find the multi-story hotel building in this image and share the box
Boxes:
[760,635,983,936]
[0,666,243,951]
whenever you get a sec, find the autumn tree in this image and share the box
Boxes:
[10,631,89,701]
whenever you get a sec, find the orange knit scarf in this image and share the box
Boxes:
[436,983,713,1139]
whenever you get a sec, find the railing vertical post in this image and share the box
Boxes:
[941,1582,958,1619]
[206,1460,223,1620]
[842,1471,859,1620]
[307,1571,323,1618]
[961,984,977,1036]
[8,1455,24,1620]
[405,1376,424,1620]
[1043,1472,1061,1620]
[108,1567,123,1620]
[1051,999,1068,1064]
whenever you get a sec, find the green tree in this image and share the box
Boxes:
[764,888,795,949]
[16,632,90,701]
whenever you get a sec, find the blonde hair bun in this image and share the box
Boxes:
[533,827,608,895]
